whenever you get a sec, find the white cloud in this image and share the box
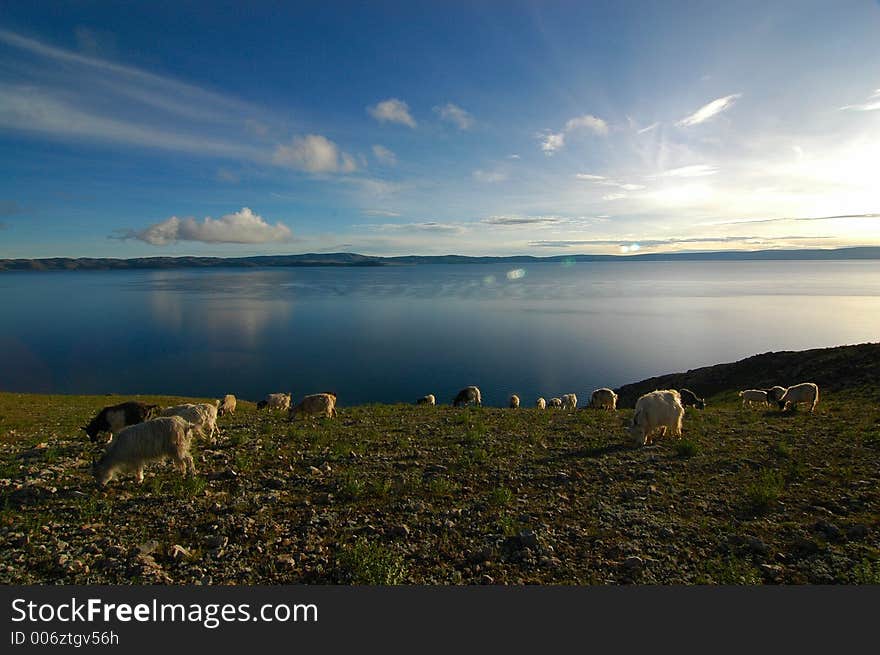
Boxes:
[120,207,292,245]
[481,215,564,226]
[539,113,608,154]
[362,221,464,234]
[840,88,880,112]
[576,173,644,190]
[677,94,742,127]
[372,144,397,165]
[659,164,719,178]
[564,114,609,135]
[637,122,660,134]
[367,98,417,128]
[434,102,474,130]
[507,154,521,159]
[473,169,508,183]
[272,134,357,173]
[539,131,565,155]
[362,209,401,217]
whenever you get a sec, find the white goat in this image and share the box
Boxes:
[778,382,820,413]
[93,416,196,486]
[536,397,547,410]
[738,389,768,408]
[509,394,520,409]
[218,394,237,416]
[160,402,219,441]
[561,393,578,411]
[589,388,618,411]
[627,390,685,447]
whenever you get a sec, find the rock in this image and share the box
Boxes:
[262,477,284,490]
[207,468,238,481]
[276,554,296,568]
[138,540,160,556]
[204,535,228,550]
[621,556,644,576]
[813,520,843,541]
[480,574,494,585]
[308,466,323,476]
[745,536,769,556]
[791,537,820,556]
[659,527,675,540]
[386,524,410,539]
[170,544,190,561]
[846,524,870,540]
[313,492,332,505]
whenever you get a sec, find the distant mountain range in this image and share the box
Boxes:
[2,246,880,271]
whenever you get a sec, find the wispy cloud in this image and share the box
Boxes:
[434,102,474,129]
[658,164,719,177]
[839,88,880,112]
[708,212,880,226]
[273,134,357,173]
[116,207,292,245]
[530,235,833,249]
[637,122,660,134]
[677,94,741,127]
[371,144,397,165]
[362,209,401,217]
[538,113,608,155]
[575,173,644,190]
[362,221,464,234]
[473,169,508,183]
[481,215,565,226]
[367,98,417,128]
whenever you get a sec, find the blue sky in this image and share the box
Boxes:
[1,0,879,258]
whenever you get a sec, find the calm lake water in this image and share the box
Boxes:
[2,261,879,406]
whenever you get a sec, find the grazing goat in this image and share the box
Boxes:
[766,386,787,403]
[289,393,338,420]
[160,402,220,441]
[417,394,436,406]
[262,393,291,412]
[452,386,482,407]
[627,390,684,447]
[548,397,563,409]
[679,388,706,410]
[589,388,618,411]
[777,382,820,413]
[82,401,160,443]
[738,389,768,408]
[509,394,520,409]
[218,394,237,416]
[92,416,196,486]
[561,393,578,411]
[536,397,547,410]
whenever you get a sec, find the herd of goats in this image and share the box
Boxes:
[80,381,820,487]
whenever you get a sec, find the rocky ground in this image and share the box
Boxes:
[1,383,878,585]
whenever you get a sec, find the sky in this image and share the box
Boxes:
[1,0,879,258]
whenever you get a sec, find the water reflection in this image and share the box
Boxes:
[1,261,879,405]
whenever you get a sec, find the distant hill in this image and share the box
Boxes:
[2,246,880,271]
[615,342,880,408]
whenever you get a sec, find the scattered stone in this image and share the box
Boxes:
[386,524,410,539]
[846,524,870,540]
[170,544,190,561]
[813,520,843,541]
[204,535,228,550]
[138,540,160,556]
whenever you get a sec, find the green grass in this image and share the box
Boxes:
[1,388,879,585]
[335,538,407,585]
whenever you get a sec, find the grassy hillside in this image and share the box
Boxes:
[615,342,880,408]
[1,370,878,585]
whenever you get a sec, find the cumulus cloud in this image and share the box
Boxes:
[118,207,292,245]
[367,98,416,127]
[677,94,741,127]
[840,88,880,112]
[564,114,609,135]
[539,113,608,154]
[371,144,397,165]
[539,131,565,154]
[273,134,357,173]
[434,102,474,130]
